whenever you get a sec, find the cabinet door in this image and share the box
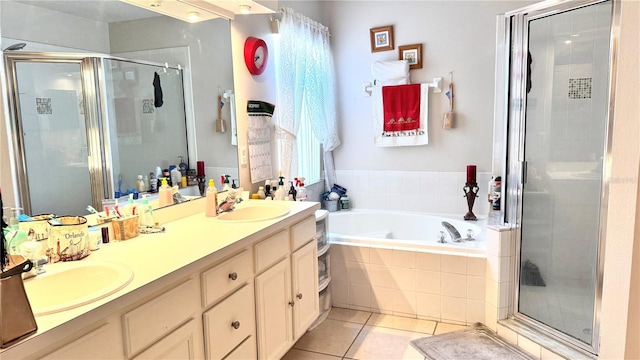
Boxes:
[291,240,319,340]
[133,319,203,360]
[42,322,123,360]
[255,257,292,360]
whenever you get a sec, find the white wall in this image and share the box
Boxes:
[326,1,535,175]
[0,1,110,53]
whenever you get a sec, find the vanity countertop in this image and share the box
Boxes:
[1,199,320,355]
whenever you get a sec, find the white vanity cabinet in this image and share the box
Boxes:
[40,322,124,360]
[254,216,319,360]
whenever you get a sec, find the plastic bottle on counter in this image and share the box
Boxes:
[296,177,308,202]
[205,179,218,217]
[158,177,173,207]
[149,172,158,193]
[136,175,146,193]
[257,186,266,199]
[139,194,155,227]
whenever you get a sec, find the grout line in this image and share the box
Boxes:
[341,312,372,358]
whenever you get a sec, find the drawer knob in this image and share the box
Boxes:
[288,301,295,307]
[296,293,303,300]
[231,321,240,329]
[229,272,238,281]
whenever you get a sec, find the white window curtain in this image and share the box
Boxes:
[275,7,340,189]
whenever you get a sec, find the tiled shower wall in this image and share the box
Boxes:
[334,170,493,216]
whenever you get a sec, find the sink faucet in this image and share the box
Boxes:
[218,190,240,214]
[441,221,462,242]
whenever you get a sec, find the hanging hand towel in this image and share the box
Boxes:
[153,72,163,108]
[382,84,421,132]
[372,83,429,147]
[371,60,410,85]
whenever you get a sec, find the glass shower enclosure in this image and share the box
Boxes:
[4,52,188,215]
[502,0,616,354]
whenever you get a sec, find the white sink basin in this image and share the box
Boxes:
[216,204,290,222]
[23,261,134,316]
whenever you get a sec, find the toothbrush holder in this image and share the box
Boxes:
[463,182,479,221]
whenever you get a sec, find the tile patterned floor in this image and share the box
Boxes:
[282,307,468,360]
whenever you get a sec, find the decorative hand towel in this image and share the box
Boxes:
[153,72,163,108]
[372,83,429,147]
[372,60,410,86]
[382,84,421,132]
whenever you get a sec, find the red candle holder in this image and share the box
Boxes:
[463,182,479,221]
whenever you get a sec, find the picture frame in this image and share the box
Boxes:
[370,25,394,53]
[398,44,423,69]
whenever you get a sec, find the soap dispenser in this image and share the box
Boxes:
[7,208,28,256]
[205,179,218,217]
[274,176,286,200]
[221,175,232,192]
[296,177,308,201]
[288,181,297,201]
[139,195,155,227]
[158,177,173,207]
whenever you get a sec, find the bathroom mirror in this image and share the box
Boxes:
[1,0,239,215]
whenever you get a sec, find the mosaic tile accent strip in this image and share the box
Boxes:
[568,78,592,99]
[36,98,52,114]
[143,99,155,114]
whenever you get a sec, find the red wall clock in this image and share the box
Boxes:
[244,36,268,75]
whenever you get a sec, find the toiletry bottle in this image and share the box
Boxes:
[257,186,266,199]
[274,177,286,200]
[296,177,308,201]
[265,180,271,197]
[126,193,135,216]
[139,194,155,227]
[149,172,158,193]
[158,177,173,207]
[163,169,171,186]
[221,175,231,192]
[205,179,218,217]
[136,175,146,193]
[288,181,297,201]
[171,167,182,188]
[231,179,238,189]
[178,156,188,175]
[7,208,28,255]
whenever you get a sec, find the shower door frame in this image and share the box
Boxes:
[502,0,620,355]
[3,52,107,214]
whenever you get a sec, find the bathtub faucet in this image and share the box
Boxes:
[441,222,462,242]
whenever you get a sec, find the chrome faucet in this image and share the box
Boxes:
[441,221,462,242]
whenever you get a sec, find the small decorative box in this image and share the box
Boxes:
[112,215,139,240]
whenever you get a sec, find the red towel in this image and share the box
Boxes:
[382,84,421,132]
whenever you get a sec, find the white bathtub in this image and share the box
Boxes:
[328,209,486,256]
[328,209,488,323]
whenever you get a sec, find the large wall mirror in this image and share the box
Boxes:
[1,0,239,215]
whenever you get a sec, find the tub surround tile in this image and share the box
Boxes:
[342,245,370,263]
[415,270,440,295]
[441,255,468,275]
[391,267,416,291]
[392,289,417,315]
[393,250,417,269]
[466,300,486,324]
[327,307,372,324]
[468,257,487,276]
[347,261,370,285]
[367,313,437,334]
[467,276,486,301]
[441,273,467,298]
[441,296,467,323]
[417,293,441,320]
[370,248,394,266]
[485,302,498,332]
[369,264,395,288]
[331,281,349,308]
[371,286,395,313]
[416,252,441,272]
[350,284,372,308]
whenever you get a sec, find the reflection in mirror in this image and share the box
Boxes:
[1,0,239,216]
[102,58,189,198]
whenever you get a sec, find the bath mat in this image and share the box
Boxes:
[411,323,534,360]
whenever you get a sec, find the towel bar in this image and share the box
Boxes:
[363,77,442,96]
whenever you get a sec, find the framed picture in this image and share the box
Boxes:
[398,44,423,69]
[370,25,394,53]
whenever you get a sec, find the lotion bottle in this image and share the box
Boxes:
[158,177,173,207]
[205,179,218,217]
[139,195,155,227]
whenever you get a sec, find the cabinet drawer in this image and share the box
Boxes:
[254,229,289,273]
[203,284,255,360]
[291,216,315,251]
[123,279,199,357]
[225,336,257,360]
[201,249,252,308]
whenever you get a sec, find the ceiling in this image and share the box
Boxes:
[11,0,162,23]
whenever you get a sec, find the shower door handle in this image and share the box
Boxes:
[522,161,528,184]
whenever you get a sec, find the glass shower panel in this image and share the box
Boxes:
[518,2,611,345]
[14,61,92,215]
